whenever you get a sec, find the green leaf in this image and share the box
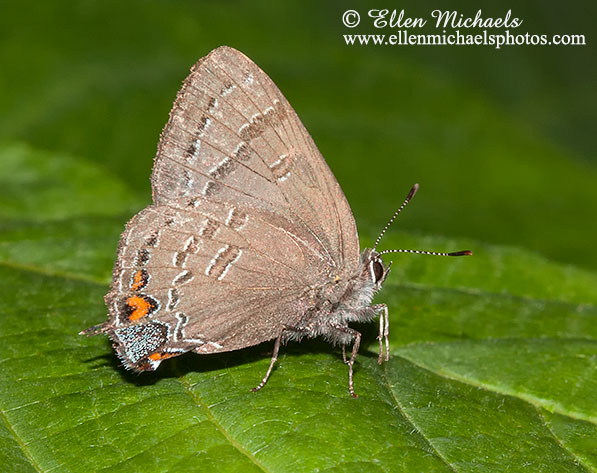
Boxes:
[1,143,596,472]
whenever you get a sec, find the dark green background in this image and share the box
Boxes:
[1,0,595,269]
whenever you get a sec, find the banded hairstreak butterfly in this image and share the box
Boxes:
[81,46,471,397]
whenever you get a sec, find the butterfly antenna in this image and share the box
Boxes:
[378,249,472,257]
[373,183,419,251]
[374,183,472,257]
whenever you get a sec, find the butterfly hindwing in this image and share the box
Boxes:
[104,196,331,370]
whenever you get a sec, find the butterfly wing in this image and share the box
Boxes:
[151,46,359,271]
[99,46,361,371]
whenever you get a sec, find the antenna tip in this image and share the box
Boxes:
[448,250,473,256]
[407,183,420,200]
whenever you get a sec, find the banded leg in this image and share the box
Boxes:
[251,326,303,392]
[332,325,362,398]
[373,304,389,364]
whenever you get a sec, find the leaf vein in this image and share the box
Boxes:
[536,408,595,473]
[379,362,457,472]
[0,406,44,473]
[398,352,597,426]
[175,375,271,473]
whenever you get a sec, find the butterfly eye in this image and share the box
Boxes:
[372,259,384,283]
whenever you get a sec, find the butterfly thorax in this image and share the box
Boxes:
[335,248,389,320]
[295,248,389,340]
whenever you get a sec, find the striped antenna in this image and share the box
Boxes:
[373,183,419,251]
[378,249,473,257]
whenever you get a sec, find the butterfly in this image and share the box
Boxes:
[81,46,471,397]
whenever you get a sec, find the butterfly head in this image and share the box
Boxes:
[362,248,391,289]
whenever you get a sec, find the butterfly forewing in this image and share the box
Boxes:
[152,46,359,272]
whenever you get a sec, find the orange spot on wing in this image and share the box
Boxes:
[126,295,152,321]
[149,352,175,361]
[130,270,148,291]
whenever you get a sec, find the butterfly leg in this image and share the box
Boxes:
[372,304,389,364]
[331,325,361,398]
[251,326,304,393]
